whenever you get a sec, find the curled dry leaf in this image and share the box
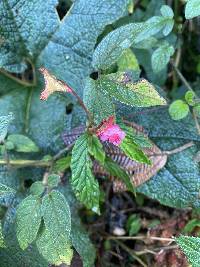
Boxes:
[62,122,167,191]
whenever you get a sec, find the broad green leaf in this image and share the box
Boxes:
[0,221,5,248]
[71,133,100,213]
[0,183,15,197]
[39,190,73,265]
[117,48,140,71]
[98,72,166,107]
[36,226,73,266]
[88,135,105,164]
[176,235,200,267]
[7,134,39,153]
[104,157,136,195]
[185,90,196,106]
[169,100,190,120]
[0,114,13,143]
[185,0,200,19]
[16,195,42,250]
[92,13,174,70]
[47,174,60,187]
[151,43,174,73]
[0,0,59,73]
[120,137,151,164]
[30,182,45,197]
[83,78,115,124]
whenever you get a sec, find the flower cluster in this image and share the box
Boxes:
[96,116,126,146]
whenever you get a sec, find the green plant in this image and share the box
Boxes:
[0,0,200,266]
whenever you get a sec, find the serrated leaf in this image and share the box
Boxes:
[98,72,166,107]
[39,190,73,265]
[36,226,73,266]
[0,183,15,197]
[0,114,13,143]
[92,14,173,70]
[120,136,151,164]
[185,0,200,19]
[71,133,100,213]
[185,90,196,106]
[30,182,45,197]
[83,78,115,125]
[169,100,190,120]
[176,235,200,267]
[16,195,42,250]
[47,174,60,187]
[151,43,175,73]
[88,135,105,164]
[7,134,39,153]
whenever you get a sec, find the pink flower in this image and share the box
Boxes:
[39,68,72,100]
[96,116,126,146]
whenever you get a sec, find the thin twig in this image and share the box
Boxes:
[114,240,148,267]
[193,109,200,135]
[108,236,174,242]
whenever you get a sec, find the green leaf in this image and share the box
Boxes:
[71,222,96,267]
[119,123,152,148]
[39,190,73,265]
[160,5,174,18]
[30,182,45,197]
[98,72,166,107]
[185,90,196,106]
[16,195,42,250]
[36,226,73,266]
[151,43,174,73]
[117,48,140,72]
[92,13,174,70]
[83,78,115,124]
[104,157,136,195]
[71,133,100,213]
[0,114,13,143]
[169,100,190,120]
[126,214,141,236]
[7,134,39,153]
[183,219,200,233]
[88,135,105,164]
[47,174,60,188]
[185,0,200,19]
[53,156,71,173]
[0,183,15,197]
[176,235,200,267]
[120,137,151,164]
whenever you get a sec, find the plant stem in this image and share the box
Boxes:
[70,87,93,123]
[108,236,174,242]
[0,159,51,167]
[171,61,194,92]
